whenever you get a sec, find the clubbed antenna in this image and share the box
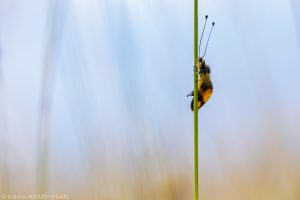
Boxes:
[201,22,215,58]
[198,15,208,57]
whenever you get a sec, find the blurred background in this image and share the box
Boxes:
[1,0,300,199]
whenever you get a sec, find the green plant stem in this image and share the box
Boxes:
[193,0,199,199]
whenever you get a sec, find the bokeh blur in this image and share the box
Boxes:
[1,0,300,199]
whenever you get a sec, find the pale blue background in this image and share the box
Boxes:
[0,0,300,196]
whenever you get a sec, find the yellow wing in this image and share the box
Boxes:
[203,88,213,102]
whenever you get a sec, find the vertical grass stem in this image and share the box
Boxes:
[193,0,199,199]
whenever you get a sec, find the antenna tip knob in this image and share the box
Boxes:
[212,22,215,26]
[205,15,208,19]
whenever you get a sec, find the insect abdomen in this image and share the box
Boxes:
[190,93,205,111]
[190,88,213,111]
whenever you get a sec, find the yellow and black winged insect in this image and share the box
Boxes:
[187,15,215,111]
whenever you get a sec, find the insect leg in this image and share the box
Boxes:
[194,65,200,83]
